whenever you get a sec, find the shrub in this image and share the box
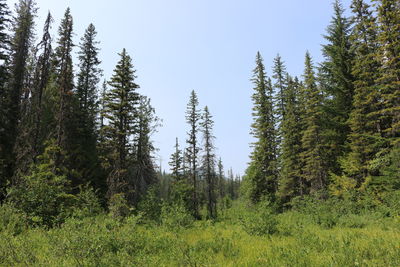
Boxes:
[72,185,103,218]
[108,193,130,219]
[0,203,27,235]
[240,201,278,236]
[161,202,193,229]
[7,143,75,227]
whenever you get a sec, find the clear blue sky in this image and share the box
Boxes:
[9,0,353,176]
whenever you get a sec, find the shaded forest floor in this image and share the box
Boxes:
[1,200,400,266]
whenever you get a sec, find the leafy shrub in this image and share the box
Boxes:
[7,143,75,227]
[137,186,162,222]
[108,193,130,219]
[337,214,370,228]
[161,202,193,229]
[0,203,27,235]
[72,185,103,218]
[240,202,278,236]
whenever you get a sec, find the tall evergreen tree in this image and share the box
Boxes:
[0,0,10,200]
[131,96,158,204]
[75,23,103,189]
[31,12,53,159]
[185,90,201,218]
[53,8,75,168]
[375,0,400,141]
[200,106,217,219]
[217,157,225,199]
[169,137,183,180]
[246,52,277,203]
[320,0,355,176]
[3,0,36,183]
[301,52,326,194]
[333,0,381,193]
[278,76,304,202]
[101,48,139,203]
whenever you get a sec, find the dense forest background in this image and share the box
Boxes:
[0,0,399,265]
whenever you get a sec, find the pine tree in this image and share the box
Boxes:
[169,137,183,180]
[101,48,140,203]
[375,0,400,141]
[31,12,53,159]
[272,54,288,124]
[75,23,103,188]
[246,52,277,203]
[0,0,10,200]
[185,90,201,218]
[278,76,304,202]
[320,0,355,175]
[301,52,326,194]
[217,157,225,199]
[200,106,217,219]
[333,0,381,193]
[3,0,36,184]
[53,8,75,167]
[130,96,158,204]
[368,0,400,191]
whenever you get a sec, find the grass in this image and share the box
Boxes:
[1,203,400,267]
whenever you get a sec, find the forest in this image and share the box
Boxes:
[0,0,399,266]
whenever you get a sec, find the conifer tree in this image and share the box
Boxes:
[200,106,217,219]
[272,54,288,125]
[217,157,225,199]
[369,0,400,190]
[3,0,36,183]
[31,12,53,159]
[278,76,304,202]
[53,8,74,166]
[333,0,381,192]
[0,0,10,200]
[131,96,158,204]
[246,52,277,203]
[301,52,326,194]
[320,0,355,175]
[185,90,201,218]
[169,137,183,180]
[101,48,139,203]
[75,23,103,188]
[375,0,400,141]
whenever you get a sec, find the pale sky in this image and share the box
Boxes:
[8,0,354,176]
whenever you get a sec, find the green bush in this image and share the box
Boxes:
[240,202,278,236]
[108,193,130,219]
[0,203,27,235]
[7,143,75,227]
[161,202,193,229]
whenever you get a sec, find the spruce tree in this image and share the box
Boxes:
[31,12,53,159]
[0,0,10,200]
[278,76,304,202]
[131,96,158,204]
[320,0,355,176]
[375,0,400,141]
[169,137,183,180]
[369,0,400,190]
[3,0,36,183]
[200,106,217,219]
[217,157,225,200]
[101,48,139,203]
[53,8,75,167]
[333,0,381,193]
[185,90,201,218]
[301,52,326,194]
[75,23,103,188]
[246,52,277,203]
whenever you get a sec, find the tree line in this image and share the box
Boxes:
[0,0,239,224]
[245,0,400,206]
